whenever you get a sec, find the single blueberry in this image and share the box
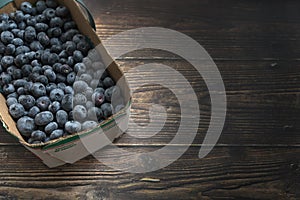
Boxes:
[9,103,25,119]
[31,82,47,98]
[48,101,60,114]
[18,95,35,110]
[56,110,68,128]
[35,111,54,126]
[28,106,40,118]
[17,116,36,137]
[101,103,113,119]
[45,122,58,134]
[81,121,98,131]
[65,121,81,134]
[50,129,64,140]
[36,96,51,111]
[73,105,87,122]
[31,130,46,142]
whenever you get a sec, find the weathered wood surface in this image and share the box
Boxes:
[0,0,299,199]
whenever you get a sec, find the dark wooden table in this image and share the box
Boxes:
[1,0,300,199]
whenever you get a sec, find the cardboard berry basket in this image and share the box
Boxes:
[0,0,131,168]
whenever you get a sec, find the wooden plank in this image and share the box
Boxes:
[0,145,298,199]
[82,0,300,60]
[0,60,299,145]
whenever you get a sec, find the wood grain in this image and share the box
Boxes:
[0,0,299,199]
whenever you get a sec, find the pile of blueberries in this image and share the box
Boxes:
[0,0,125,144]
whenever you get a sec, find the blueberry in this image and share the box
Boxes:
[44,84,55,95]
[87,107,103,121]
[36,96,51,111]
[20,65,32,77]
[92,61,105,70]
[17,87,26,95]
[56,6,69,17]
[73,81,88,93]
[9,103,25,119]
[94,69,107,80]
[61,93,73,111]
[5,44,16,55]
[14,10,25,23]
[58,50,68,58]
[50,37,61,46]
[44,8,56,20]
[94,88,105,94]
[35,75,49,85]
[51,45,62,54]
[18,95,35,110]
[48,101,60,113]
[28,106,40,118]
[64,86,74,94]
[7,92,18,99]
[72,34,85,44]
[90,79,99,89]
[55,73,67,83]
[66,72,76,85]
[12,38,24,46]
[85,101,94,110]
[74,63,86,74]
[13,79,27,88]
[73,50,83,62]
[46,0,58,8]
[83,87,93,100]
[77,41,90,55]
[18,21,27,30]
[3,84,15,95]
[35,14,47,23]
[92,92,105,107]
[114,104,125,113]
[24,81,33,94]
[26,17,37,26]
[48,88,63,102]
[101,103,113,119]
[63,21,76,31]
[6,66,17,76]
[31,60,41,67]
[44,69,56,82]
[15,46,30,55]
[6,97,18,107]
[74,93,87,105]
[48,53,59,65]
[47,27,62,38]
[24,26,36,43]
[16,30,25,39]
[79,74,93,84]
[73,105,87,121]
[41,51,51,64]
[57,83,67,90]
[1,56,14,68]
[63,29,79,42]
[17,116,36,137]
[32,66,43,74]
[35,111,54,126]
[36,1,47,13]
[31,82,46,98]
[31,130,46,142]
[0,22,9,32]
[25,51,36,60]
[56,110,68,128]
[103,77,115,88]
[37,32,50,46]
[1,31,14,44]
[45,122,58,134]
[81,121,98,131]
[105,86,121,102]
[42,65,52,71]
[50,17,63,28]
[8,20,17,29]
[30,41,44,51]
[20,2,33,14]
[0,13,9,21]
[64,41,76,55]
[0,42,6,54]
[50,129,64,140]
[65,121,81,134]
[66,56,75,66]
[35,23,49,32]
[0,72,12,85]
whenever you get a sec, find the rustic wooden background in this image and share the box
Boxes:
[1,0,300,199]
